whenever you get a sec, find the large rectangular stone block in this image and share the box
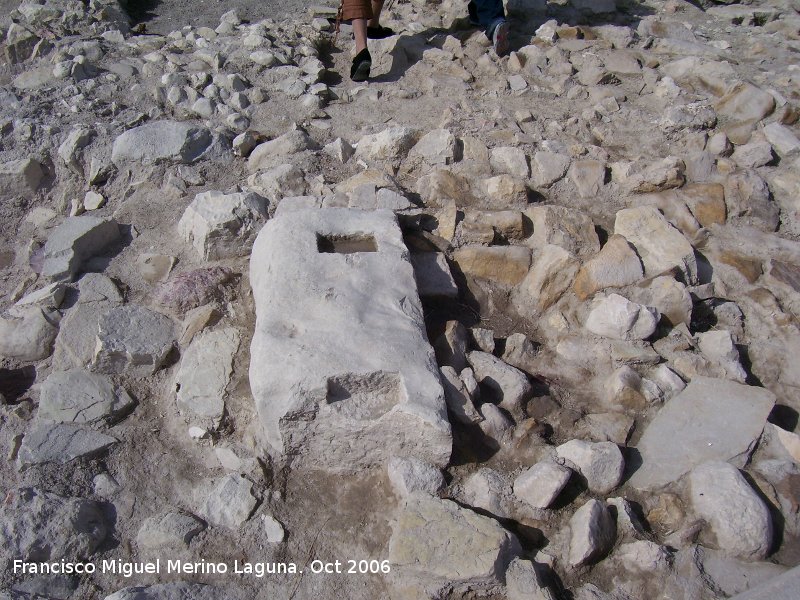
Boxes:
[249,208,452,471]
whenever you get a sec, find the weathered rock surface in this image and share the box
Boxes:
[0,306,60,361]
[568,499,616,567]
[467,350,532,413]
[112,121,229,164]
[0,487,107,561]
[42,216,120,281]
[137,512,206,549]
[249,209,451,470]
[155,267,236,316]
[92,305,176,376]
[0,158,43,198]
[17,422,118,467]
[38,369,134,425]
[556,439,624,495]
[585,294,658,341]
[177,191,269,260]
[175,327,239,427]
[689,461,772,561]
[200,474,258,529]
[630,377,775,491]
[388,456,445,497]
[573,235,644,300]
[388,493,521,590]
[513,460,572,509]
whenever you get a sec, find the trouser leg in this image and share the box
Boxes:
[470,0,505,37]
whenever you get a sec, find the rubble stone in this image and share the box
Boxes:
[42,216,120,281]
[513,460,572,508]
[38,369,134,426]
[556,439,625,495]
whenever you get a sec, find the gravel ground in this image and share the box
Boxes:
[124,0,337,34]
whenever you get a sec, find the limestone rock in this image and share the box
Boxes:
[42,216,120,281]
[512,244,579,317]
[177,191,269,260]
[92,305,177,376]
[763,122,800,157]
[467,351,532,413]
[408,129,457,166]
[175,327,240,427]
[568,499,616,567]
[440,366,482,424]
[51,274,121,370]
[585,294,658,341]
[513,460,572,508]
[247,129,317,170]
[410,253,458,298]
[479,403,514,444]
[715,82,775,124]
[388,456,445,497]
[452,245,531,286]
[137,512,205,549]
[434,320,469,372]
[0,487,107,561]
[501,333,540,374]
[696,329,747,382]
[556,439,625,495]
[532,151,570,187]
[388,493,521,590]
[38,369,134,426]
[17,422,118,467]
[0,158,44,199]
[689,461,772,560]
[355,127,418,161]
[112,121,229,165]
[463,468,512,517]
[200,475,258,529]
[490,146,530,178]
[573,235,644,300]
[248,163,307,203]
[569,160,607,198]
[262,515,285,543]
[505,558,557,600]
[732,140,774,169]
[614,206,697,284]
[524,205,600,257]
[0,306,60,362]
[624,275,692,327]
[629,377,775,491]
[249,209,451,470]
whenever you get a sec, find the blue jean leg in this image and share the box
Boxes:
[471,0,505,37]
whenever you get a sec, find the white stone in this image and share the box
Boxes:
[137,512,205,549]
[490,146,530,178]
[697,329,747,382]
[568,499,615,567]
[467,351,532,413]
[585,293,658,341]
[408,129,457,166]
[17,423,117,468]
[689,461,772,560]
[91,305,176,376]
[0,306,60,362]
[42,216,120,281]
[177,190,268,260]
[531,151,570,187]
[200,475,258,529]
[111,121,228,165]
[262,515,285,543]
[83,191,106,211]
[614,206,697,283]
[556,439,624,495]
[763,122,800,157]
[0,158,43,199]
[439,366,482,424]
[388,456,445,497]
[513,460,572,508]
[175,328,240,427]
[355,127,418,161]
[463,468,512,517]
[38,369,134,426]
[388,493,521,591]
[629,377,775,491]
[249,209,451,471]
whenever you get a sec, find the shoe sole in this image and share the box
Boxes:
[351,59,371,82]
[493,22,509,57]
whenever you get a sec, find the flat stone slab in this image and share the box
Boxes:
[249,208,451,471]
[629,377,775,491]
[42,216,120,281]
[38,368,134,426]
[17,422,118,467]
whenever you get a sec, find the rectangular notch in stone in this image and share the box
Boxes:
[326,371,402,420]
[317,233,378,254]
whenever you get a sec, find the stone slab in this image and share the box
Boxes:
[629,377,775,491]
[249,208,451,471]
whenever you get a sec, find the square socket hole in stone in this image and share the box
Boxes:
[317,233,378,254]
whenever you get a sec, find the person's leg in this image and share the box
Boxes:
[353,18,368,53]
[471,0,508,55]
[368,0,384,28]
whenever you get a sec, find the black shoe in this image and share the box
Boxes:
[367,25,395,39]
[350,48,371,82]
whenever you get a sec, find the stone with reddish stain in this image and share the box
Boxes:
[155,267,236,315]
